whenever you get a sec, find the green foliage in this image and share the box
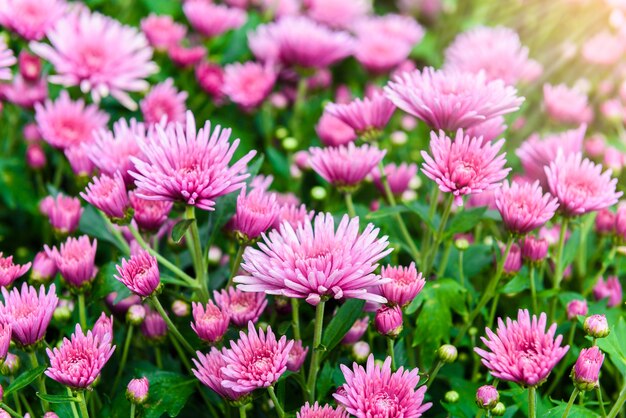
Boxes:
[4,365,46,397]
[322,299,366,352]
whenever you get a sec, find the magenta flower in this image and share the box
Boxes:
[495,180,559,235]
[520,236,548,262]
[334,355,431,417]
[309,143,386,190]
[81,172,130,221]
[0,0,66,41]
[593,276,622,308]
[567,299,588,320]
[325,92,395,137]
[127,377,149,404]
[0,283,58,347]
[31,251,57,283]
[193,347,246,401]
[130,111,256,211]
[476,385,499,409]
[286,340,309,372]
[115,250,161,298]
[214,288,267,327]
[30,9,158,109]
[140,14,186,51]
[475,309,569,387]
[93,313,114,341]
[39,194,83,235]
[168,44,206,68]
[129,191,173,231]
[379,263,425,308]
[65,146,95,177]
[543,84,593,125]
[0,253,32,288]
[35,91,109,150]
[45,323,115,389]
[0,323,10,361]
[466,115,507,142]
[572,346,604,391]
[372,163,418,197]
[231,187,279,242]
[342,318,369,345]
[235,213,392,305]
[307,0,370,29]
[502,243,522,274]
[422,129,510,206]
[315,112,357,147]
[297,402,348,418]
[45,236,97,289]
[184,1,246,38]
[141,309,167,341]
[385,67,524,131]
[195,61,225,102]
[545,152,622,216]
[223,62,277,109]
[374,305,403,338]
[191,301,230,344]
[140,78,187,125]
[0,39,16,81]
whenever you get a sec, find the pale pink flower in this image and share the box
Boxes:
[65,146,95,177]
[235,213,392,305]
[223,62,276,109]
[334,355,431,417]
[0,253,31,288]
[0,0,66,41]
[286,340,309,372]
[0,323,10,361]
[0,39,16,81]
[0,283,58,347]
[193,347,246,400]
[115,250,160,298]
[545,152,622,215]
[354,34,413,74]
[572,346,604,391]
[275,203,315,230]
[372,163,418,196]
[567,299,588,320]
[309,143,386,189]
[502,243,522,274]
[521,236,548,262]
[352,14,425,46]
[379,263,425,307]
[315,112,357,147]
[297,402,348,418]
[130,111,256,210]
[92,313,113,341]
[129,191,173,231]
[168,44,206,67]
[475,309,569,386]
[140,14,186,50]
[31,251,57,283]
[31,9,158,109]
[81,172,130,220]
[39,193,83,234]
[465,116,507,142]
[140,78,187,125]
[45,323,115,389]
[593,276,622,307]
[184,1,246,38]
[582,31,624,66]
[141,308,167,341]
[306,0,370,28]
[342,317,369,344]
[191,301,230,343]
[422,129,510,206]
[476,385,499,409]
[45,236,97,289]
[385,67,524,131]
[127,377,149,404]
[495,180,559,235]
[543,84,593,125]
[1,74,48,108]
[214,287,267,327]
[325,92,395,137]
[35,91,109,150]
[444,26,541,85]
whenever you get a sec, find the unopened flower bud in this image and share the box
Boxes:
[126,304,146,326]
[476,385,499,410]
[455,237,470,251]
[572,346,604,391]
[444,390,459,403]
[1,353,20,375]
[492,402,506,416]
[502,243,522,275]
[126,377,149,404]
[207,246,222,265]
[437,344,458,364]
[53,306,72,322]
[171,300,190,317]
[521,236,548,263]
[374,305,403,338]
[584,314,610,339]
[566,299,588,320]
[351,341,370,363]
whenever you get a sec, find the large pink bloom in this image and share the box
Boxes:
[0,38,16,81]
[0,253,32,288]
[475,309,569,387]
[334,355,431,417]
[545,152,622,215]
[214,287,267,327]
[140,78,187,125]
[421,129,510,205]
[309,143,386,189]
[325,92,395,136]
[223,62,277,109]
[234,212,392,305]
[495,180,559,235]
[130,111,256,211]
[543,84,593,125]
[184,1,246,38]
[35,91,109,150]
[0,0,66,41]
[30,9,158,109]
[385,67,524,131]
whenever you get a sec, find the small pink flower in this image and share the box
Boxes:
[129,191,173,231]
[545,152,622,216]
[140,78,188,125]
[422,129,510,206]
[567,299,588,320]
[543,84,593,125]
[274,203,315,230]
[502,243,522,274]
[0,0,66,41]
[342,317,369,344]
[495,180,559,235]
[0,283,58,347]
[1,73,48,108]
[353,14,424,46]
[195,61,224,101]
[374,305,403,338]
[325,92,395,137]
[45,236,97,289]
[466,116,507,142]
[26,144,46,169]
[0,253,32,288]
[168,44,206,68]
[335,354,431,417]
[31,251,57,283]
[231,186,279,242]
[306,0,370,29]
[39,194,83,234]
[593,276,622,308]
[476,385,499,409]
[214,288,267,327]
[92,313,113,341]
[191,301,230,343]
[572,346,604,391]
[309,143,386,189]
[596,208,616,234]
[115,250,161,298]
[140,14,186,50]
[0,39,15,82]
[315,112,357,147]
[584,314,610,339]
[582,31,624,66]
[354,33,412,74]
[18,51,42,82]
[65,146,95,177]
[127,377,149,404]
[520,236,548,262]
[141,308,167,341]
[475,309,569,386]
[193,346,246,400]
[379,263,425,307]
[372,163,418,196]
[184,1,246,38]
[81,172,130,221]
[223,62,276,109]
[45,323,115,389]
[286,340,309,372]
[0,323,10,361]
[105,293,141,316]
[297,402,348,418]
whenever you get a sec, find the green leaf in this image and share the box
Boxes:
[142,371,197,418]
[37,393,79,404]
[316,362,335,401]
[267,147,290,178]
[444,207,487,239]
[543,402,598,418]
[5,365,46,396]
[499,271,530,294]
[79,206,124,251]
[406,201,438,231]
[596,316,626,377]
[140,0,181,16]
[171,219,195,243]
[322,299,366,352]
[91,261,132,302]
[562,229,581,269]
[365,205,408,220]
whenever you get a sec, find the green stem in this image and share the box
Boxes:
[562,388,579,418]
[584,245,617,297]
[290,77,308,141]
[607,384,626,418]
[100,212,131,254]
[29,352,49,411]
[529,264,538,312]
[597,386,607,418]
[549,218,569,322]
[291,298,301,341]
[547,323,577,396]
[421,187,441,264]
[459,251,465,287]
[306,300,326,402]
[487,293,500,331]
[529,386,537,418]
[387,338,396,370]
[344,193,356,218]
[154,347,163,369]
[67,387,80,418]
[267,386,285,418]
[77,391,90,418]
[239,406,247,418]
[130,403,136,418]
[78,293,87,330]
[150,296,196,355]
[111,325,134,396]
[424,194,454,275]
[18,394,34,418]
[426,361,443,388]
[437,241,452,278]
[0,403,21,418]
[227,244,246,288]
[169,334,194,371]
[9,377,21,416]
[185,206,208,300]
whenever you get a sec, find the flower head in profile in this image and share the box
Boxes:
[545,152,622,216]
[31,251,57,284]
[593,276,622,308]
[325,92,395,138]
[129,191,173,231]
[223,62,277,109]
[235,213,392,305]
[45,236,97,290]
[572,346,604,391]
[475,309,569,387]
[334,354,432,417]
[45,323,115,389]
[495,180,559,235]
[342,317,369,344]
[130,111,256,210]
[193,347,246,401]
[191,301,230,344]
[379,263,425,307]
[286,340,309,372]
[214,287,267,327]
[195,61,225,101]
[0,39,16,82]
[81,172,131,222]
[372,163,418,197]
[0,253,32,288]
[92,313,113,341]
[466,115,507,142]
[274,203,315,230]
[140,78,187,125]
[184,1,246,38]
[0,0,66,41]
[65,146,95,177]
[543,84,593,125]
[422,129,510,206]
[0,283,58,347]
[297,402,348,418]
[168,44,206,68]
[115,250,161,298]
[35,91,109,150]
[0,323,11,361]
[384,67,524,131]
[306,0,370,29]
[315,112,357,147]
[31,9,158,109]
[567,299,588,320]
[140,14,186,50]
[141,308,167,341]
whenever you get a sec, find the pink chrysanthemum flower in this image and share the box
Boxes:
[35,91,109,150]
[115,249,161,298]
[31,251,57,283]
[45,235,97,289]
[309,143,386,190]
[0,39,16,81]
[193,347,246,400]
[214,288,267,327]
[39,193,83,235]
[422,129,510,206]
[325,92,395,138]
[353,14,424,46]
[543,84,593,125]
[0,283,58,347]
[81,172,130,221]
[286,339,309,372]
[466,115,507,142]
[372,163,418,196]
[306,0,370,29]
[235,212,392,305]
[168,44,206,68]
[297,402,348,418]
[248,16,354,69]
[475,309,569,387]
[354,34,413,74]
[593,276,622,308]
[141,308,167,341]
[315,112,357,147]
[566,299,588,321]
[30,9,158,109]
[129,191,173,231]
[231,186,279,242]
[274,203,315,230]
[0,253,31,288]
[223,62,277,109]
[495,180,559,235]
[582,31,624,66]
[334,354,431,417]
[45,323,115,389]
[342,317,369,344]
[140,78,187,125]
[545,152,622,216]
[444,26,541,85]
[140,14,186,51]
[572,346,604,391]
[385,67,523,131]
[191,301,230,343]
[0,0,66,41]
[195,61,225,101]
[130,111,256,210]
[65,146,95,177]
[379,263,425,308]
[1,74,48,108]
[220,322,293,393]
[0,323,10,361]
[92,313,113,341]
[184,1,246,38]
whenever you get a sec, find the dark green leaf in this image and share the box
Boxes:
[37,393,79,404]
[267,147,290,178]
[79,206,124,251]
[499,271,529,294]
[322,299,365,352]
[142,371,197,418]
[5,365,46,396]
[543,402,597,418]
[596,317,626,377]
[316,362,335,401]
[171,219,195,243]
[406,201,438,231]
[444,207,487,239]
[91,261,132,302]
[140,0,181,15]
[365,205,408,220]
[562,229,581,269]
